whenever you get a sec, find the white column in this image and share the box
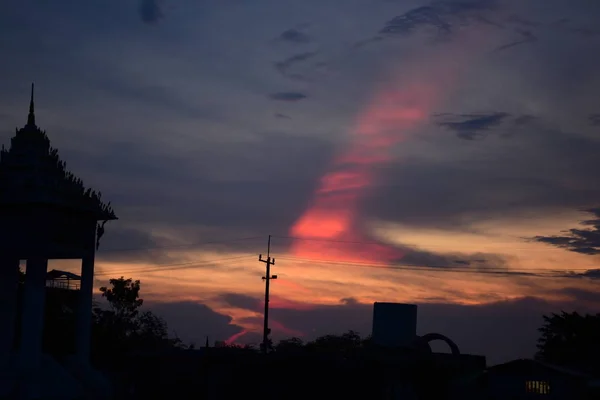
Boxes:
[18,258,48,371]
[0,258,20,398]
[75,250,95,363]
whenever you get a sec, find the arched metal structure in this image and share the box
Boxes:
[416,332,461,356]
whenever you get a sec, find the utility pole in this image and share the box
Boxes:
[259,234,277,354]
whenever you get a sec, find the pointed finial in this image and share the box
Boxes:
[27,82,36,127]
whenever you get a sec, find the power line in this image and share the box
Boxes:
[89,231,597,281]
[275,256,593,279]
[94,250,596,280]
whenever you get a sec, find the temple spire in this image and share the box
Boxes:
[27,82,35,127]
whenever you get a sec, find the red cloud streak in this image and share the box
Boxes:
[290,33,489,265]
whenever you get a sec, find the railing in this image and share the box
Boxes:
[46,279,80,290]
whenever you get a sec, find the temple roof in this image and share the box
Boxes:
[0,83,117,221]
[46,269,82,281]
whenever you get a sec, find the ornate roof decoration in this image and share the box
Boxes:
[0,83,117,221]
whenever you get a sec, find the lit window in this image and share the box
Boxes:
[525,381,550,395]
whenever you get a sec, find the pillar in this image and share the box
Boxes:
[0,258,20,369]
[18,258,48,399]
[75,250,95,363]
[18,258,48,371]
[0,258,20,397]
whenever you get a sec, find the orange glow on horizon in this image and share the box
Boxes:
[269,295,315,311]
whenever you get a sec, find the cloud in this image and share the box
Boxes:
[279,28,312,44]
[559,287,600,304]
[274,113,292,119]
[434,112,511,140]
[146,300,244,346]
[217,292,312,338]
[547,269,600,281]
[268,92,308,102]
[139,0,164,24]
[6,0,597,247]
[274,52,318,80]
[3,1,600,363]
[352,36,384,49]
[432,111,539,140]
[554,19,600,38]
[494,28,537,51]
[58,129,334,244]
[590,114,600,126]
[379,1,495,38]
[220,293,261,311]
[566,27,600,38]
[505,14,540,28]
[366,123,600,231]
[393,247,510,270]
[219,292,314,314]
[512,114,537,126]
[96,225,184,265]
[533,208,600,255]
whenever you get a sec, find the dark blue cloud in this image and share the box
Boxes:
[139,0,164,24]
[366,124,600,231]
[513,115,537,126]
[279,28,312,44]
[559,287,600,303]
[380,0,495,38]
[505,14,540,28]
[494,28,537,51]
[562,270,600,280]
[269,92,307,102]
[433,111,545,140]
[435,112,511,140]
[96,225,182,265]
[534,208,600,256]
[274,52,318,80]
[145,301,244,347]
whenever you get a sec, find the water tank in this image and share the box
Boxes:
[371,302,418,347]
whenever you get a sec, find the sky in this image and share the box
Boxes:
[1,0,599,365]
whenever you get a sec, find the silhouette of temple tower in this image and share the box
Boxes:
[0,84,117,398]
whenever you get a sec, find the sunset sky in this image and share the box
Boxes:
[1,0,599,365]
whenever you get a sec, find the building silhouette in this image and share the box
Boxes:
[0,84,117,399]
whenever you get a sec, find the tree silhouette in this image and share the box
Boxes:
[92,277,182,366]
[99,277,144,319]
[306,330,363,353]
[536,311,600,373]
[275,337,304,352]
